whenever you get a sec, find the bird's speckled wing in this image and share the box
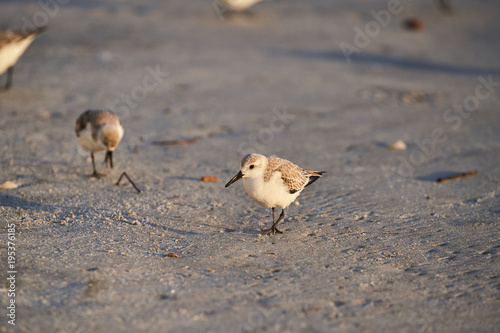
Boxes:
[266,156,309,194]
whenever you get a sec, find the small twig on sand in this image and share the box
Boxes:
[436,170,478,183]
[116,172,142,194]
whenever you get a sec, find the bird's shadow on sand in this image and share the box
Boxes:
[197,222,264,235]
[0,194,55,212]
[270,49,500,76]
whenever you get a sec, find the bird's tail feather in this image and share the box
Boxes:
[304,170,325,187]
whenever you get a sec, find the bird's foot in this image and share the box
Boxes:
[261,226,283,235]
[89,171,106,179]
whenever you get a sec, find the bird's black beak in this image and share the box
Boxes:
[225,171,243,187]
[105,151,113,168]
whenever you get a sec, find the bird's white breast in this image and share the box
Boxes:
[0,36,36,75]
[243,171,301,209]
[77,125,107,153]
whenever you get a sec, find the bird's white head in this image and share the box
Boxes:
[240,153,267,179]
[225,153,267,187]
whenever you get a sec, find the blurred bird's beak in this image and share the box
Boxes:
[225,171,243,187]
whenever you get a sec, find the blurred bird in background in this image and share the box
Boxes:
[0,26,45,90]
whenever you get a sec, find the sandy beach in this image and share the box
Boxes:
[1,0,499,332]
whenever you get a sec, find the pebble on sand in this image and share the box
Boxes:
[387,140,407,151]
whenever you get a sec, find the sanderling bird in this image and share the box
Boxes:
[225,154,325,235]
[215,0,265,12]
[75,110,124,178]
[0,27,45,90]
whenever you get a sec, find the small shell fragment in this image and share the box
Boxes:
[387,140,407,151]
[201,176,218,182]
[0,181,18,189]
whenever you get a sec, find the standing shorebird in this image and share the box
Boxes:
[0,27,45,90]
[225,154,325,235]
[75,110,124,178]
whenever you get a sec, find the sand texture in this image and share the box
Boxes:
[1,1,499,332]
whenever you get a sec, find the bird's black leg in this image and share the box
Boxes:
[262,208,284,235]
[4,66,13,90]
[272,209,285,234]
[90,152,104,178]
[91,152,98,177]
[104,151,113,168]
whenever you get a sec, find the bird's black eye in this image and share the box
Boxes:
[249,165,254,169]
